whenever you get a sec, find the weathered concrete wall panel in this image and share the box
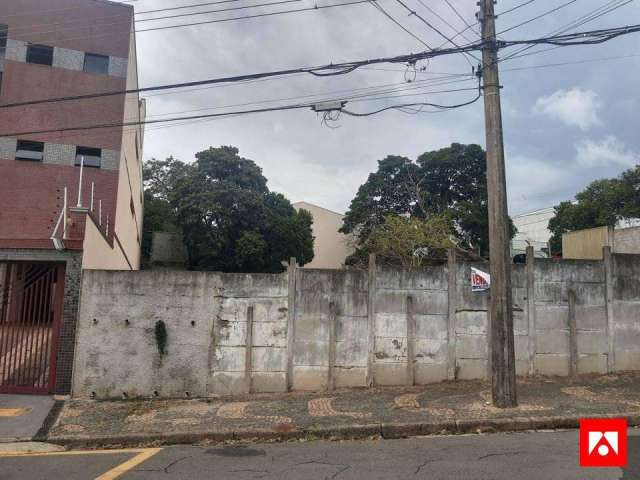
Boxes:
[72,254,640,398]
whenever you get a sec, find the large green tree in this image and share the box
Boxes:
[142,147,314,272]
[341,143,511,264]
[548,165,640,254]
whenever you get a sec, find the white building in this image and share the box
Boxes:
[511,206,555,257]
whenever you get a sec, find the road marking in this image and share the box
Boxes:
[0,447,162,479]
[0,408,31,417]
[96,448,162,480]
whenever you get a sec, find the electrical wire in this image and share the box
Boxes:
[367,1,432,49]
[0,42,483,110]
[500,0,635,62]
[342,89,481,116]
[391,0,479,64]
[442,0,479,37]
[2,23,639,111]
[2,84,481,138]
[6,0,374,44]
[135,0,303,22]
[501,52,640,72]
[497,0,537,17]
[497,0,579,36]
[414,0,475,44]
[137,0,373,31]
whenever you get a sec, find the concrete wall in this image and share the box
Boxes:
[613,226,640,255]
[72,249,640,399]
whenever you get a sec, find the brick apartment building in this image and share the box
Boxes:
[0,0,145,395]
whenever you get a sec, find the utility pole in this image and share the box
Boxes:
[478,0,517,408]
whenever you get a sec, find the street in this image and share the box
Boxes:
[1,429,639,479]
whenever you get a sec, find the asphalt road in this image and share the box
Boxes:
[1,429,639,479]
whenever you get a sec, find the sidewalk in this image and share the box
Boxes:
[0,394,58,443]
[47,372,640,448]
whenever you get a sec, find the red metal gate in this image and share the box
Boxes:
[0,262,64,394]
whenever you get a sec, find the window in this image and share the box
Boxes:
[0,24,7,55]
[75,146,101,168]
[0,24,8,94]
[26,44,53,66]
[16,140,44,161]
[83,52,109,75]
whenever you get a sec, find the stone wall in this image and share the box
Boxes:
[72,248,640,399]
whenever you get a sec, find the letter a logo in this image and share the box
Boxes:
[580,418,627,467]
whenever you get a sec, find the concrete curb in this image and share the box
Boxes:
[46,413,640,449]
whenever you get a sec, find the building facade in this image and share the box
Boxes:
[293,201,354,269]
[511,206,555,257]
[0,0,144,395]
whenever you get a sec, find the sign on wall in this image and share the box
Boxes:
[471,267,491,292]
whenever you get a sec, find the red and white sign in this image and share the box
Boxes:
[580,418,627,467]
[471,267,490,292]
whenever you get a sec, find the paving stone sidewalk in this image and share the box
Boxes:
[47,373,640,448]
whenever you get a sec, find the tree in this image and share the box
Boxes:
[341,144,512,265]
[548,165,640,254]
[140,157,187,264]
[365,214,454,267]
[142,146,314,272]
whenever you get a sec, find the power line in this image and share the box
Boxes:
[497,0,579,36]
[135,0,303,22]
[496,0,537,17]
[501,52,640,72]
[391,0,480,64]
[20,78,476,143]
[342,88,481,116]
[393,0,472,50]
[2,23,639,111]
[7,0,373,44]
[0,42,481,110]
[414,0,475,44]
[500,0,635,62]
[136,0,245,14]
[137,0,372,31]
[145,76,477,118]
[2,85,482,138]
[367,1,432,49]
[442,0,479,36]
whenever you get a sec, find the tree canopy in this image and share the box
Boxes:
[142,146,314,272]
[548,165,640,254]
[341,143,512,265]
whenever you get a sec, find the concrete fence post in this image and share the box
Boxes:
[567,283,578,377]
[526,246,536,376]
[327,301,337,391]
[447,248,457,380]
[603,246,616,373]
[366,254,377,387]
[245,305,254,393]
[286,257,297,391]
[406,295,416,386]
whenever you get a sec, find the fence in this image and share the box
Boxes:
[71,247,640,398]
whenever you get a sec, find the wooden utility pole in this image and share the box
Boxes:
[478,0,517,408]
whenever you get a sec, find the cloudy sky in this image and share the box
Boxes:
[130,0,640,215]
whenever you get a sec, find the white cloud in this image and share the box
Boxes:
[576,136,638,168]
[533,88,601,130]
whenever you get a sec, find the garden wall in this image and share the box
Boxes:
[72,248,640,398]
